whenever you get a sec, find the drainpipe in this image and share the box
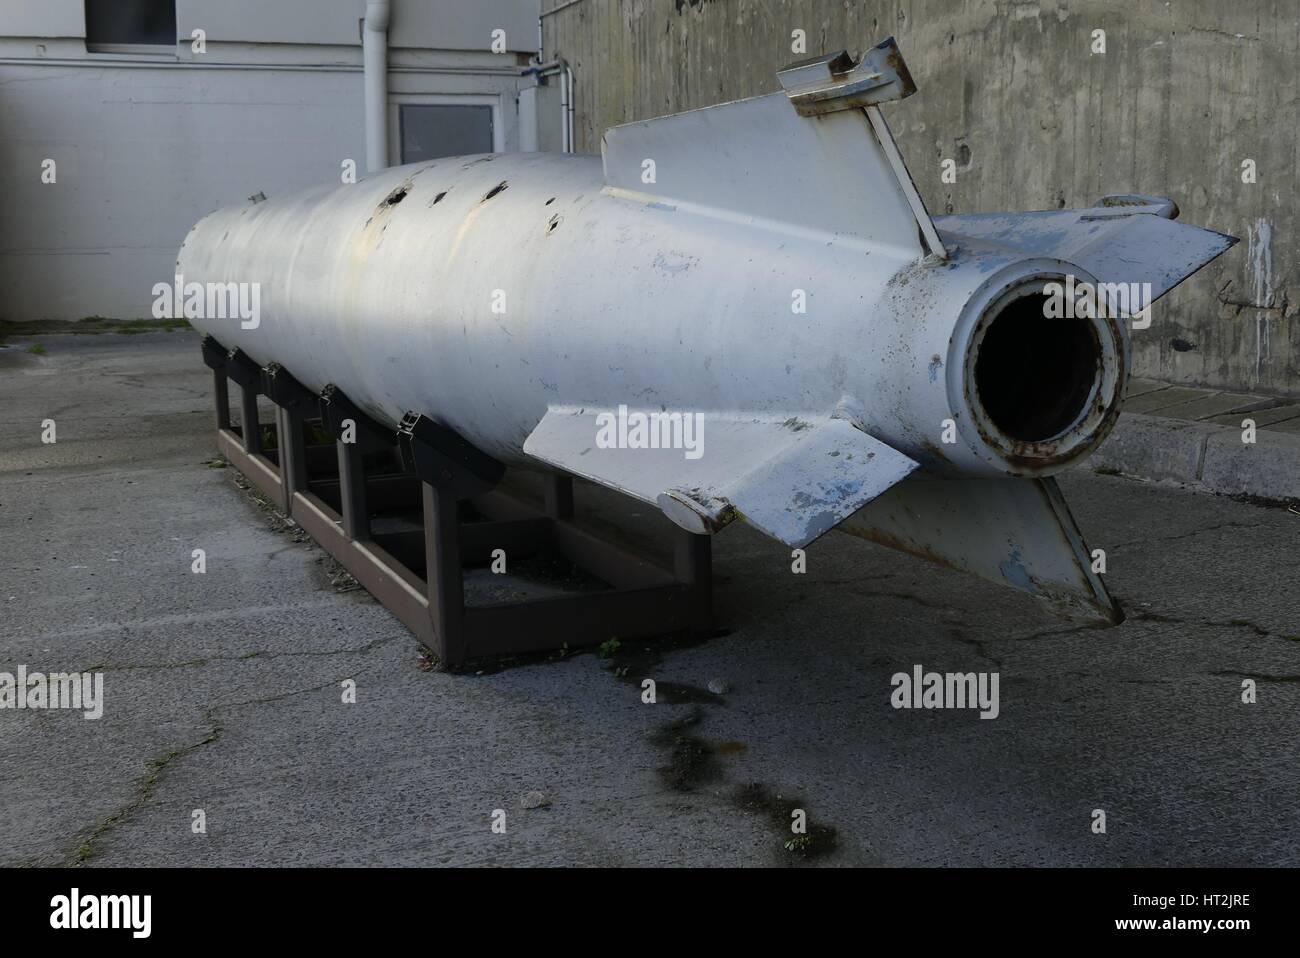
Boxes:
[520,58,574,153]
[363,0,391,172]
[561,61,573,153]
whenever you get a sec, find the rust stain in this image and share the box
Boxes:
[841,524,961,573]
[448,203,489,263]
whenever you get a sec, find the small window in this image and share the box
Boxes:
[85,0,176,50]
[400,105,494,164]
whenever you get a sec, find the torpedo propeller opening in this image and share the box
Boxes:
[974,291,1102,443]
[959,271,1127,476]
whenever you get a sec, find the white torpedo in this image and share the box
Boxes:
[178,38,1236,625]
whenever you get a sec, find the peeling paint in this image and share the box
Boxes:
[998,548,1033,590]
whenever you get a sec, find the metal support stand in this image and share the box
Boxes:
[199,335,715,671]
[202,339,284,509]
[320,385,389,543]
[201,335,231,431]
[543,472,574,519]
[262,362,314,506]
[226,349,261,457]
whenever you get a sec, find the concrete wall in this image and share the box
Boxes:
[0,1,541,321]
[542,0,1297,397]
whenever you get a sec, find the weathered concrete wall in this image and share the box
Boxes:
[543,0,1297,396]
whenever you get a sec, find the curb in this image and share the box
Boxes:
[1087,412,1300,501]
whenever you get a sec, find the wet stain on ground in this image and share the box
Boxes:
[645,707,840,864]
[731,781,840,863]
[649,708,722,792]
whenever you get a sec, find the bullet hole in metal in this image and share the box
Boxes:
[547,214,561,233]
[483,180,509,202]
[956,142,971,167]
[432,191,447,205]
[1171,338,1197,352]
[975,293,1101,443]
[385,187,408,206]
[545,197,556,205]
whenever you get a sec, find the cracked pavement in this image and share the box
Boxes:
[1,331,1297,866]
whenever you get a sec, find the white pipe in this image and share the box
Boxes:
[560,64,571,153]
[564,64,574,152]
[526,58,574,153]
[363,0,391,172]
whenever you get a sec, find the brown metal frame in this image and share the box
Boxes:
[200,336,713,670]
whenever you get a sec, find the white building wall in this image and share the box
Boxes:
[0,0,543,321]
[3,0,83,39]
[3,0,541,51]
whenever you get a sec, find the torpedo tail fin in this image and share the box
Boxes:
[600,37,944,258]
[524,407,919,549]
[935,200,1237,318]
[839,476,1123,625]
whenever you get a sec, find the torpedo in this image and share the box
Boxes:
[179,37,1236,629]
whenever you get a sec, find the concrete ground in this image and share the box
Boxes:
[1,330,1297,867]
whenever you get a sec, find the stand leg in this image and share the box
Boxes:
[674,530,713,630]
[239,383,260,455]
[337,439,369,541]
[281,405,309,497]
[424,483,466,667]
[543,473,574,519]
[213,370,230,431]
